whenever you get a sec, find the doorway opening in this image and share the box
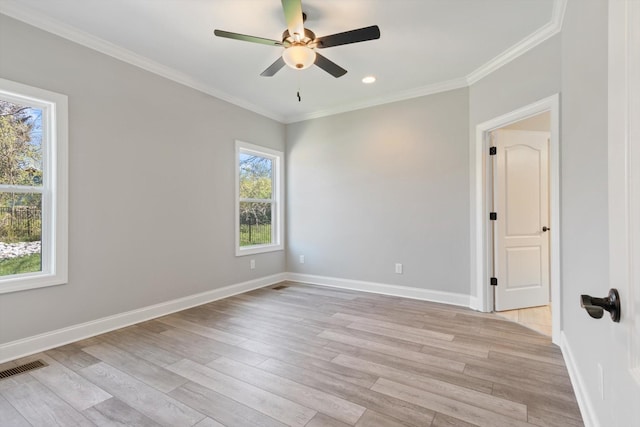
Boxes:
[472,94,561,344]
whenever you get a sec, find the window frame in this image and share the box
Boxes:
[0,78,68,294]
[235,140,284,256]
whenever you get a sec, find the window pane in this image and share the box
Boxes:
[239,201,272,246]
[239,153,272,199]
[0,192,42,276]
[0,100,43,186]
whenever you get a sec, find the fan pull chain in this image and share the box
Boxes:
[297,73,302,102]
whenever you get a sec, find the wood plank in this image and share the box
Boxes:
[216,319,339,359]
[431,413,479,427]
[226,327,341,362]
[233,338,378,388]
[82,397,163,426]
[491,382,582,421]
[0,393,31,427]
[166,358,317,427]
[0,374,93,426]
[324,340,494,394]
[345,322,490,358]
[155,316,247,345]
[45,343,101,372]
[115,326,218,365]
[372,378,530,427]
[28,354,112,411]
[322,324,425,353]
[333,312,455,341]
[160,327,269,366]
[305,413,352,427]
[80,362,205,426]
[332,354,526,420]
[487,350,569,378]
[318,329,466,372]
[98,329,183,367]
[170,381,287,427]
[527,406,584,427]
[82,342,188,393]
[464,364,576,400]
[193,417,226,427]
[355,409,416,427]
[232,293,353,327]
[207,357,366,424]
[257,357,436,427]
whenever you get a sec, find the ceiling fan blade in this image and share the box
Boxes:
[314,52,347,78]
[281,0,305,39]
[315,25,381,49]
[261,57,286,77]
[214,30,282,47]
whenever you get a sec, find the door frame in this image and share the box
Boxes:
[471,94,561,345]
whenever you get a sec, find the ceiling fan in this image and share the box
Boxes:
[214,0,380,78]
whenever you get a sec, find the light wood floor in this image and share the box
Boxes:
[0,282,583,427]
[495,305,552,337]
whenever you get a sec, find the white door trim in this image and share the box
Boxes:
[471,94,561,345]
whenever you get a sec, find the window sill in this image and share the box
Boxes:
[236,244,284,257]
[0,272,67,294]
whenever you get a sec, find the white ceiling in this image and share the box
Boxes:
[0,0,563,123]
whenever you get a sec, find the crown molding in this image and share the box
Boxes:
[287,0,566,123]
[1,0,566,124]
[284,77,469,124]
[0,3,286,123]
[466,0,567,85]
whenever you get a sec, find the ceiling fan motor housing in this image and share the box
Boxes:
[282,28,316,46]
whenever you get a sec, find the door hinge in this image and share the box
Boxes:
[489,146,497,156]
[489,212,497,221]
[490,277,498,286]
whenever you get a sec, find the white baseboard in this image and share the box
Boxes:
[560,331,599,427]
[286,273,471,307]
[468,296,484,312]
[0,271,469,363]
[0,273,286,364]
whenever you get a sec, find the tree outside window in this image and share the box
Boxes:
[0,78,68,294]
[235,141,283,256]
[0,100,43,276]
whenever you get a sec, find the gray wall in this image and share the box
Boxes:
[469,36,561,129]
[286,89,470,295]
[0,15,285,345]
[468,35,561,298]
[561,1,638,424]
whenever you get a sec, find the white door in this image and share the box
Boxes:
[492,129,550,311]
[607,0,640,421]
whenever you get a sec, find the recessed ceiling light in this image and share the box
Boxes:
[362,76,376,84]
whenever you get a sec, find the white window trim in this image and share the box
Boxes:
[0,78,68,294]
[235,140,284,256]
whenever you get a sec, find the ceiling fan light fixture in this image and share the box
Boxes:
[283,45,316,70]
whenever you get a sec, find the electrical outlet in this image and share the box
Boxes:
[395,263,403,274]
[299,255,305,264]
[250,259,255,270]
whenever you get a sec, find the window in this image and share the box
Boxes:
[0,78,68,293]
[235,141,283,256]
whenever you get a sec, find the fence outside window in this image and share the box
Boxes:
[239,220,272,246]
[0,206,42,242]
